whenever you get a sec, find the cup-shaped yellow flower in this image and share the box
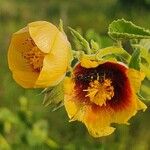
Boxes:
[64,57,147,137]
[8,21,71,88]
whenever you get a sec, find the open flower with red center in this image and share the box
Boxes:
[8,21,71,88]
[64,57,147,137]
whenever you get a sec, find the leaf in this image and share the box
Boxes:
[90,39,100,52]
[129,48,141,70]
[139,39,150,50]
[108,19,150,40]
[140,78,150,101]
[131,40,150,79]
[69,27,91,54]
[137,92,149,102]
[43,81,64,110]
[140,48,150,80]
[95,46,131,64]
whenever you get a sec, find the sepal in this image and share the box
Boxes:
[42,81,64,111]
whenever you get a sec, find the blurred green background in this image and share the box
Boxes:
[0,0,150,149]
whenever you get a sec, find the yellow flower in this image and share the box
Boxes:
[8,21,71,88]
[64,57,147,137]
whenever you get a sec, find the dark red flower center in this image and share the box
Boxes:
[73,62,132,109]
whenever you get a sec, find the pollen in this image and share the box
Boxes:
[22,38,44,72]
[84,78,114,106]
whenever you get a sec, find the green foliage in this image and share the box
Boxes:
[140,39,150,50]
[96,46,131,63]
[141,78,150,100]
[42,81,64,110]
[108,19,150,40]
[129,48,141,70]
[69,27,91,54]
[0,97,58,150]
[0,0,150,149]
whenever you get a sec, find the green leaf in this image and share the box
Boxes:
[129,48,141,70]
[95,46,131,63]
[131,40,150,79]
[140,78,150,101]
[140,47,150,79]
[42,81,64,110]
[108,19,150,40]
[137,92,149,102]
[90,39,100,53]
[69,27,91,54]
[140,39,150,50]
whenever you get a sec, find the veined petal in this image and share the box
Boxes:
[112,93,137,124]
[127,69,145,93]
[64,77,74,95]
[64,98,85,121]
[28,21,59,53]
[8,30,40,88]
[84,106,115,137]
[8,30,31,71]
[64,77,115,137]
[35,32,71,88]
[112,93,147,124]
[64,94,115,137]
[64,77,85,121]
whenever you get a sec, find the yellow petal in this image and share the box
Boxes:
[127,69,145,93]
[83,106,115,137]
[12,70,39,88]
[64,77,74,95]
[112,92,147,124]
[112,97,137,124]
[64,77,85,121]
[35,32,71,88]
[28,21,59,53]
[8,30,39,88]
[65,98,115,137]
[64,78,116,137]
[80,57,100,68]
[64,99,84,121]
[80,56,115,69]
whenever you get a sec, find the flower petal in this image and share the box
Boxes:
[64,77,85,121]
[28,21,59,53]
[80,57,100,68]
[127,69,145,92]
[84,106,115,137]
[8,30,39,88]
[12,70,39,88]
[64,97,115,137]
[64,78,115,137]
[112,94,137,124]
[35,32,71,88]
[64,60,147,138]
